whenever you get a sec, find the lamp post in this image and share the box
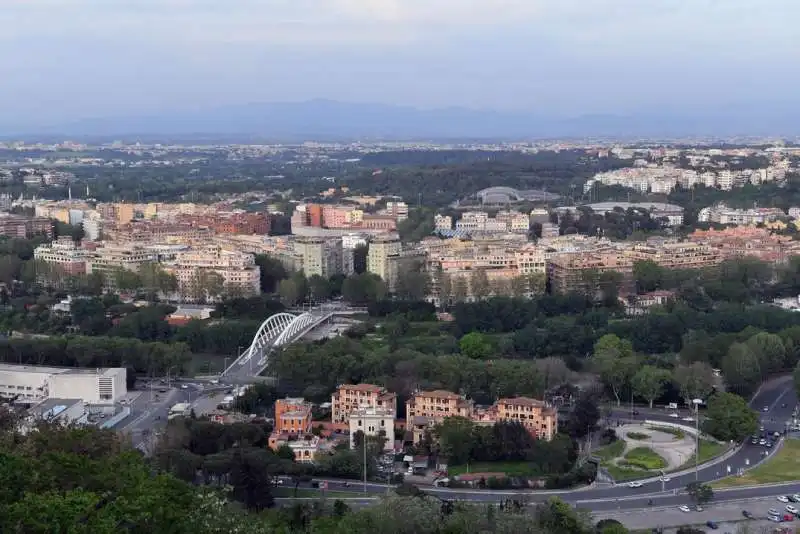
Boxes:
[693,398,702,481]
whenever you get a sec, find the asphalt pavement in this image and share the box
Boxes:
[283,376,799,509]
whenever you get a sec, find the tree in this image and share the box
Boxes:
[685,481,714,505]
[278,277,301,306]
[253,254,288,293]
[673,362,715,407]
[744,332,786,376]
[433,416,475,466]
[470,269,490,300]
[564,393,600,440]
[592,334,637,406]
[632,366,672,408]
[114,268,142,293]
[702,392,758,442]
[308,274,331,303]
[459,332,492,360]
[632,260,665,294]
[452,276,469,303]
[721,343,762,396]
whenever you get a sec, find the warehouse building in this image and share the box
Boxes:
[0,364,127,404]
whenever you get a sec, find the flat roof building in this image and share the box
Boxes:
[0,363,126,404]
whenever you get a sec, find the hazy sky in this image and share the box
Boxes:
[1,0,798,125]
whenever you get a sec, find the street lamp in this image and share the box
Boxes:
[692,398,702,481]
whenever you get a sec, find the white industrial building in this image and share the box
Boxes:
[0,364,127,404]
[349,406,396,451]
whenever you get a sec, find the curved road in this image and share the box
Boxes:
[295,376,798,511]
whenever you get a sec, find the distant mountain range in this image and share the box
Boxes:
[7,99,800,141]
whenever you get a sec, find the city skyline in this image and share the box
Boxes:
[2,0,798,133]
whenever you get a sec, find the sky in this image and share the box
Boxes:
[1,0,798,126]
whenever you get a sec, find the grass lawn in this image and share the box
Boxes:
[620,447,668,470]
[712,439,800,488]
[603,464,649,482]
[645,425,685,440]
[594,440,626,462]
[273,487,366,498]
[627,432,650,440]
[447,461,538,477]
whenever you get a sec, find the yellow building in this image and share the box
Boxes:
[495,397,558,441]
[332,383,397,424]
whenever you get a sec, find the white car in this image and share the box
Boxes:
[669,413,679,418]
[793,494,800,502]
[682,417,694,422]
[778,496,790,503]
[660,476,671,482]
[628,481,643,488]
[679,505,691,513]
[786,505,799,515]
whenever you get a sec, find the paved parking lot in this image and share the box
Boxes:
[593,496,799,531]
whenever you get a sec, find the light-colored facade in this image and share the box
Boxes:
[349,407,395,450]
[294,237,343,277]
[0,363,126,404]
[367,234,401,282]
[163,245,260,300]
[33,237,87,276]
[332,383,397,424]
[86,244,158,287]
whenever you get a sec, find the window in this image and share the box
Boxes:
[357,420,362,427]
[380,420,385,427]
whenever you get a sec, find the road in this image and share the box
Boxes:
[276,376,799,510]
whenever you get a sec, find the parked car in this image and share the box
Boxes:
[769,509,781,517]
[742,510,753,518]
[778,496,790,503]
[628,482,643,488]
[678,505,691,513]
[786,505,799,515]
[705,521,719,530]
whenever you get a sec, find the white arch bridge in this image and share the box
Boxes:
[221,311,334,380]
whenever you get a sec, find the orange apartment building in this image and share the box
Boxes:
[405,390,558,443]
[331,384,397,423]
[495,397,558,440]
[274,397,313,435]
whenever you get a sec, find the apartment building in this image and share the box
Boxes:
[385,201,409,221]
[367,234,401,282]
[274,397,313,435]
[33,237,87,276]
[331,383,397,424]
[294,236,343,277]
[406,390,475,444]
[434,214,453,231]
[689,227,800,264]
[0,213,52,239]
[495,397,558,440]
[163,245,260,300]
[349,406,396,451]
[697,204,785,226]
[548,251,634,294]
[628,241,721,270]
[86,244,158,286]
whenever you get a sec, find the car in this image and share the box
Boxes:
[775,431,782,439]
[628,481,643,488]
[742,510,753,518]
[180,384,189,390]
[786,505,799,514]
[766,441,774,448]
[764,406,770,412]
[669,413,679,418]
[706,521,719,530]
[683,417,694,422]
[779,496,790,503]
[792,494,800,502]
[678,505,691,513]
[784,514,795,521]
[694,505,703,512]
[761,426,766,432]
[769,508,781,517]
[660,476,671,482]
[769,515,782,523]
[760,439,767,446]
